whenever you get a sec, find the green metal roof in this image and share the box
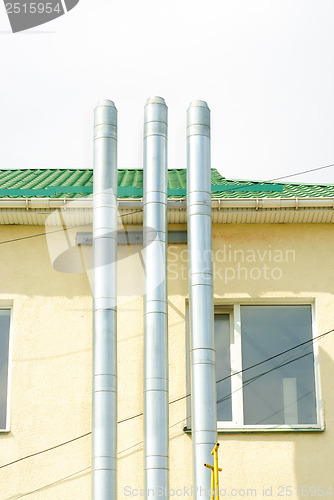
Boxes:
[0,168,333,199]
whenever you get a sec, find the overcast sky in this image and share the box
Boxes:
[1,0,334,184]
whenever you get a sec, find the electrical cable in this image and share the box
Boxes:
[0,432,91,470]
[97,326,334,428]
[2,326,331,468]
[0,159,333,247]
[255,390,314,425]
[268,162,334,182]
[145,327,334,411]
[7,329,325,496]
[6,466,91,500]
[216,328,331,385]
[118,339,325,454]
[2,162,334,473]
[0,210,143,246]
[164,351,316,437]
[211,161,334,196]
[217,351,313,405]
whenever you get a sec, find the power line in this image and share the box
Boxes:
[151,327,334,410]
[119,209,144,217]
[216,161,334,195]
[6,466,91,500]
[2,325,331,469]
[118,409,187,456]
[165,326,332,432]
[118,393,191,425]
[217,351,313,405]
[0,432,91,470]
[0,210,143,246]
[118,412,143,424]
[216,328,332,385]
[165,350,317,437]
[1,162,333,460]
[243,349,312,387]
[0,160,333,247]
[8,348,322,498]
[118,440,144,456]
[0,159,333,247]
[118,335,326,454]
[200,161,334,198]
[2,163,333,489]
[255,390,314,425]
[2,325,332,469]
[268,162,334,182]
[0,224,85,246]
[217,332,318,407]
[10,361,316,497]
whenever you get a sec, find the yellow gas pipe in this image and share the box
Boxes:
[204,442,222,500]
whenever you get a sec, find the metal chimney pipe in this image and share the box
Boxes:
[93,100,118,500]
[143,97,169,497]
[187,100,217,498]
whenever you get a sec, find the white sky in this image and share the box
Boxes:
[1,0,334,184]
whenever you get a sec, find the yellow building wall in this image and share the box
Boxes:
[0,222,333,498]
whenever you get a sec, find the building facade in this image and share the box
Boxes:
[1,168,334,498]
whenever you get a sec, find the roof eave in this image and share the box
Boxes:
[0,196,333,225]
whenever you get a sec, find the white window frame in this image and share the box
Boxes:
[215,306,244,427]
[0,304,13,433]
[215,299,324,432]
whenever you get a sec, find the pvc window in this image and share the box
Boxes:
[215,304,323,430]
[0,309,11,432]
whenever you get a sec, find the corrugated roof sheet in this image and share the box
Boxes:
[0,168,334,199]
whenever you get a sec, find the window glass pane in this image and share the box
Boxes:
[241,305,317,425]
[0,310,10,430]
[215,314,232,421]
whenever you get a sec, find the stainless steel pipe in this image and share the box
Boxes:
[93,99,118,499]
[143,97,169,497]
[187,100,217,498]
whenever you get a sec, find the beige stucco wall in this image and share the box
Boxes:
[1,222,334,498]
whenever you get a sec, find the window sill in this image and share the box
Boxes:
[183,426,325,434]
